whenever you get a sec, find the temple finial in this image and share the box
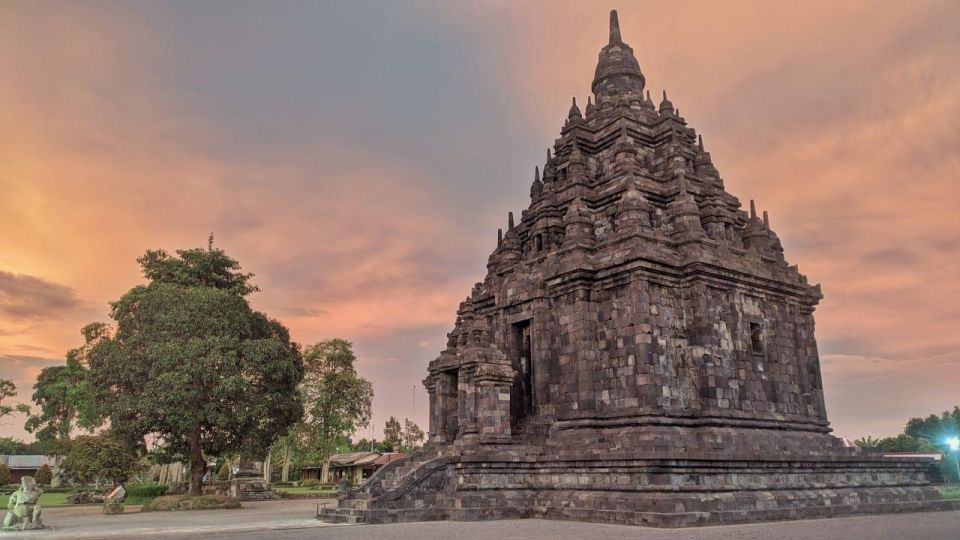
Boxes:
[749,199,757,220]
[568,97,582,119]
[609,10,622,44]
[698,134,704,151]
[508,211,515,230]
[497,228,503,248]
[534,166,540,182]
[763,210,770,228]
[659,90,674,114]
[546,148,553,163]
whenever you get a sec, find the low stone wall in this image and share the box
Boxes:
[322,448,960,526]
[229,478,279,501]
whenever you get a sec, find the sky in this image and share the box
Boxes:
[0,0,958,443]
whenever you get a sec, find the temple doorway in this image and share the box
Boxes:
[441,370,459,439]
[510,320,533,427]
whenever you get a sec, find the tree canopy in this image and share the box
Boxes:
[84,241,304,494]
[293,339,373,467]
[855,405,960,482]
[382,416,425,453]
[60,433,141,485]
[0,378,29,422]
[24,324,104,446]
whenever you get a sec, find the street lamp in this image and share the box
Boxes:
[947,436,960,485]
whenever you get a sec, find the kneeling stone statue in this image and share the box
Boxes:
[4,476,43,530]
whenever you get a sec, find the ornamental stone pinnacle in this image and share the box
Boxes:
[319,9,957,527]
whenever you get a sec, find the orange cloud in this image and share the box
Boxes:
[1,1,957,442]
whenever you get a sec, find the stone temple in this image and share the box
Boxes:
[321,10,956,526]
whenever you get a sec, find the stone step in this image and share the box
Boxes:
[317,507,368,524]
[341,498,370,510]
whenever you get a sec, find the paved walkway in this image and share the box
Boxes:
[17,500,960,539]
[183,511,960,540]
[15,498,337,539]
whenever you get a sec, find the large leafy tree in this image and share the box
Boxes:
[60,433,141,485]
[0,379,30,422]
[401,419,425,452]
[857,405,960,483]
[0,379,17,419]
[382,416,425,453]
[383,416,402,451]
[295,339,372,480]
[905,408,960,443]
[85,240,305,495]
[24,325,104,447]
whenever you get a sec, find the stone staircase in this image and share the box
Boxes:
[316,494,373,524]
[317,449,449,524]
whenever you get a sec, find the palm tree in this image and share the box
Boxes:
[854,436,881,448]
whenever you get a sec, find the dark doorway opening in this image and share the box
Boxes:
[441,370,459,438]
[510,320,533,428]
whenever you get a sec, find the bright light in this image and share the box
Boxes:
[948,437,960,451]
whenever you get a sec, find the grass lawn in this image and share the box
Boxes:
[0,491,76,508]
[274,486,337,497]
[940,486,960,499]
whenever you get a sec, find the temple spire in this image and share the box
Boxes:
[609,9,622,44]
[508,211,515,230]
[592,9,645,102]
[568,97,582,120]
[659,90,674,114]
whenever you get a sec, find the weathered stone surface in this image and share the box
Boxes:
[320,9,956,527]
[229,478,279,501]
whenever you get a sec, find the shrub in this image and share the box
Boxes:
[126,483,168,498]
[0,464,10,485]
[217,462,231,481]
[301,478,319,488]
[142,495,241,512]
[34,464,53,486]
[61,434,140,484]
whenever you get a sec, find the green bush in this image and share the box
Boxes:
[126,483,168,498]
[34,464,53,486]
[217,462,231,481]
[300,478,319,488]
[0,464,10,485]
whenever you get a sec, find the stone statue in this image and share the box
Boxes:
[103,483,127,515]
[3,476,43,530]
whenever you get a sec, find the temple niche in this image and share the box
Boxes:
[320,10,956,526]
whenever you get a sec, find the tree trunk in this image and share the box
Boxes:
[321,451,330,485]
[188,427,204,496]
[281,443,291,483]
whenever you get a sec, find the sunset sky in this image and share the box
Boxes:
[1,0,958,442]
